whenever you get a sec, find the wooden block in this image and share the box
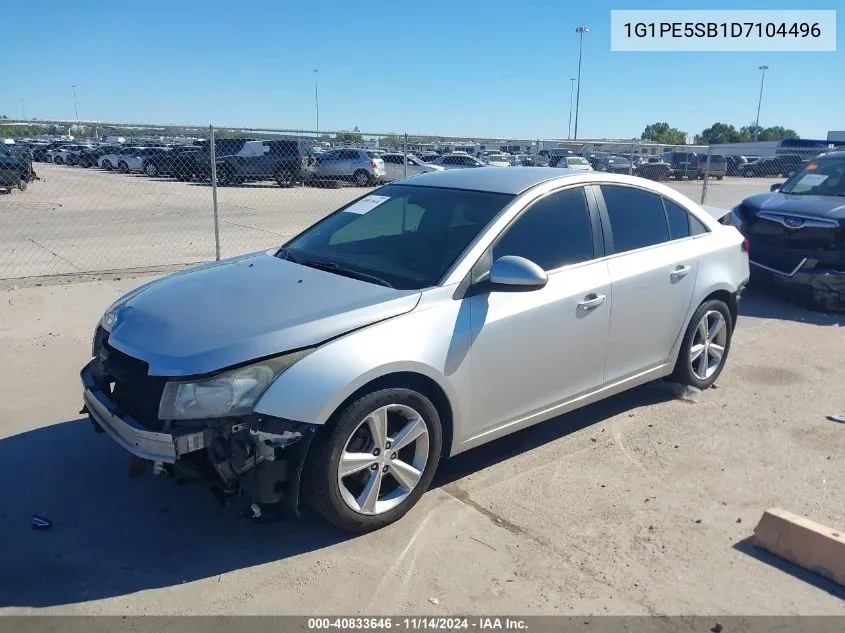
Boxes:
[752,507,845,586]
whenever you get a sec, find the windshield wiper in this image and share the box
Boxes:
[298,259,394,288]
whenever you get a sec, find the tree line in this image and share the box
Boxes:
[641,121,800,145]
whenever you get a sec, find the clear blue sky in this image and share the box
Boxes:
[3,1,843,140]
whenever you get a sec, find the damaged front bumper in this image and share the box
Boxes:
[81,363,317,517]
[750,258,845,312]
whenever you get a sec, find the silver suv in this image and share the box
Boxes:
[312,148,386,186]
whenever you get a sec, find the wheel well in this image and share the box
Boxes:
[326,372,454,458]
[701,289,738,326]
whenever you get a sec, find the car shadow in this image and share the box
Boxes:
[732,537,845,599]
[739,286,844,326]
[0,382,674,609]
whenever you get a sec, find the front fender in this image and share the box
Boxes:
[254,286,471,437]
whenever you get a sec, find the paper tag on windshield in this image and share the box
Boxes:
[796,174,827,187]
[343,195,390,214]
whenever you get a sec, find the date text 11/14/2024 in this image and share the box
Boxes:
[307,617,529,630]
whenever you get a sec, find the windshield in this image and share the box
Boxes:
[780,156,845,197]
[279,184,514,289]
[567,157,588,165]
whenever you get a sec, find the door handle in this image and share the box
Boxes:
[670,264,692,281]
[577,293,607,310]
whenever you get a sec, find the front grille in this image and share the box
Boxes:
[96,342,166,430]
[745,213,839,250]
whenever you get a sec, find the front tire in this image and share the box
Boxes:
[102,160,113,171]
[144,161,158,177]
[118,161,129,174]
[671,299,733,390]
[303,387,443,532]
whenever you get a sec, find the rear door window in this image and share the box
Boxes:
[600,185,670,253]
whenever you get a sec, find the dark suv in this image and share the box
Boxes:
[660,151,699,179]
[170,139,252,181]
[215,139,313,187]
[741,154,806,178]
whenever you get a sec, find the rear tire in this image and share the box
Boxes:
[671,299,733,390]
[354,169,372,187]
[144,161,158,177]
[302,387,442,532]
[102,160,113,171]
[54,156,64,165]
[118,161,129,174]
[18,180,27,191]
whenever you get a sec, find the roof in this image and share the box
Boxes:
[396,167,581,194]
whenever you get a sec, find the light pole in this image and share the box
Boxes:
[71,85,79,121]
[567,78,576,140]
[20,98,25,120]
[573,26,589,140]
[753,65,769,141]
[313,69,319,134]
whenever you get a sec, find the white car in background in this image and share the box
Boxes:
[380,153,444,181]
[114,147,170,174]
[99,146,142,171]
[484,153,512,167]
[429,153,486,170]
[561,156,594,171]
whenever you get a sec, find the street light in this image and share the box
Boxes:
[753,65,769,141]
[573,26,589,140]
[567,78,576,140]
[71,85,79,121]
[313,69,319,134]
[20,98,25,120]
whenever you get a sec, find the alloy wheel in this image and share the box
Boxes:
[689,310,728,381]
[337,404,429,515]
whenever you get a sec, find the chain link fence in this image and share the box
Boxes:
[1,119,790,286]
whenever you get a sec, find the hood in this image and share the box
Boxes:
[741,192,845,221]
[107,252,421,377]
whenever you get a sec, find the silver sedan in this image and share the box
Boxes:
[81,168,749,532]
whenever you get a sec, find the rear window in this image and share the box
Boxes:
[365,151,380,159]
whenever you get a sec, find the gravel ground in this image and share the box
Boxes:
[0,164,778,284]
[0,274,842,615]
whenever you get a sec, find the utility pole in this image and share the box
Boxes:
[20,98,25,120]
[753,65,769,141]
[567,78,576,139]
[573,26,589,140]
[72,85,79,120]
[313,69,320,134]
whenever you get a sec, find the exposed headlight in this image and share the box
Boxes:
[158,349,314,420]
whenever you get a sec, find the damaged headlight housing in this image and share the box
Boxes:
[158,348,314,420]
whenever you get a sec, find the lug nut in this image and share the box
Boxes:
[385,441,391,449]
[372,448,380,456]
[391,452,397,460]
[382,465,389,473]
[370,464,378,471]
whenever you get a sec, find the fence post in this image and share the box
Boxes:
[700,145,712,205]
[403,133,408,179]
[209,125,221,261]
[629,141,635,176]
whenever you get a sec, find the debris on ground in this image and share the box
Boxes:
[428,597,440,605]
[31,514,52,530]
[827,413,845,423]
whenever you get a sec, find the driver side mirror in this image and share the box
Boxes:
[487,256,548,292]
[770,183,783,192]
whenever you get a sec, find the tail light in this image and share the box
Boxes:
[370,160,378,169]
[741,238,750,254]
